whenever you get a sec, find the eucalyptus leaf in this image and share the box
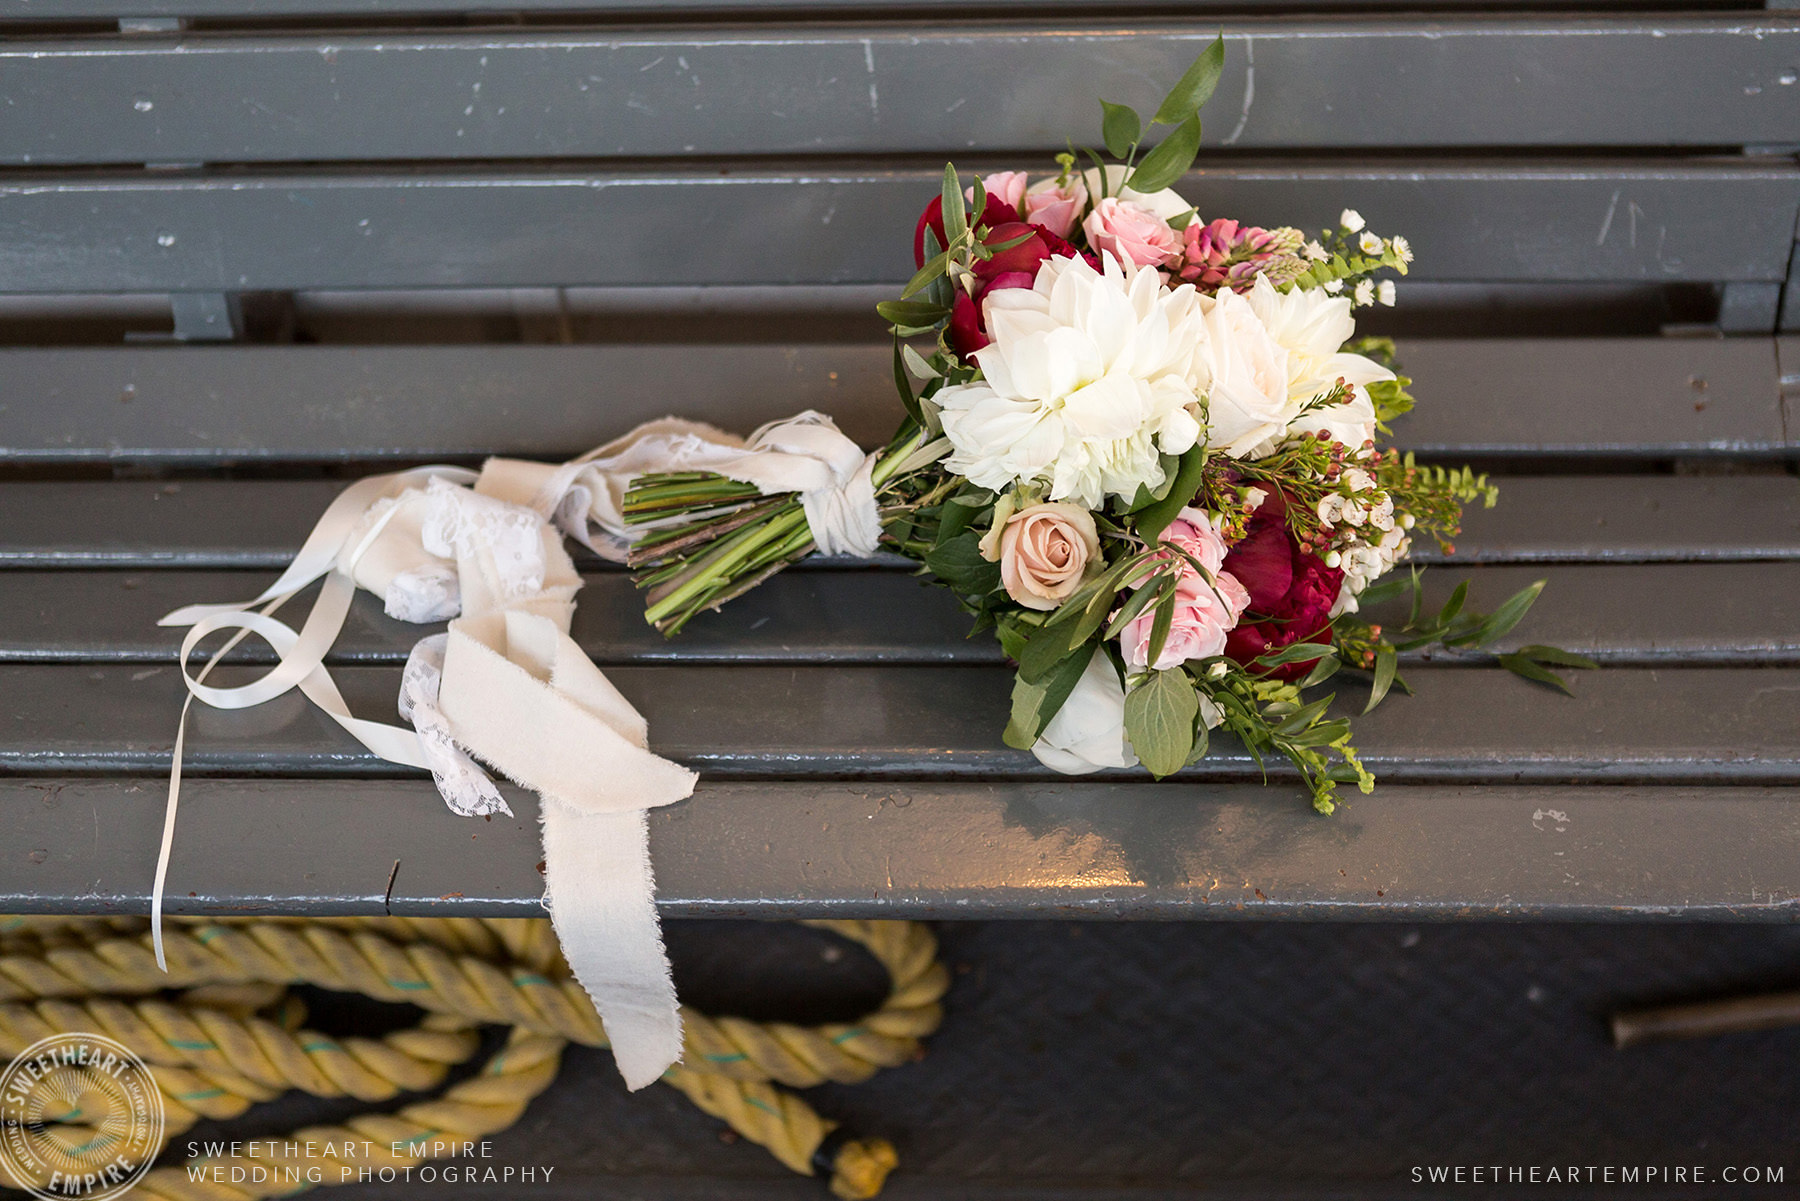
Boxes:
[1125,113,1202,194]
[1123,668,1198,778]
[1152,35,1226,126]
[1099,99,1141,159]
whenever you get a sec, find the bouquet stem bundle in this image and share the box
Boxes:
[623,423,934,634]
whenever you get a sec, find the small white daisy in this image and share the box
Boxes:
[1390,235,1413,264]
[1303,239,1328,262]
[1339,208,1366,233]
[1377,280,1397,307]
[1358,231,1383,256]
[1353,279,1376,307]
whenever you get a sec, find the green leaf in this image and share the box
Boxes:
[1254,640,1335,668]
[940,163,967,247]
[1299,654,1341,689]
[891,339,920,424]
[901,245,955,299]
[876,299,949,327]
[1132,445,1210,543]
[900,343,939,380]
[1099,99,1141,159]
[1144,577,1178,669]
[1124,668,1198,778]
[1464,579,1546,648]
[1513,644,1600,670]
[1003,650,1095,749]
[1496,653,1576,695]
[1357,573,1415,608]
[922,531,1001,595]
[1152,35,1226,126]
[1363,644,1397,714]
[1436,579,1469,628]
[1274,694,1334,737]
[1125,113,1202,195]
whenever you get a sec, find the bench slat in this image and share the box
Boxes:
[0,0,1737,17]
[7,21,1797,164]
[2,563,1796,667]
[6,476,1796,568]
[3,165,1793,292]
[5,662,1798,782]
[0,339,1785,464]
[5,777,1798,920]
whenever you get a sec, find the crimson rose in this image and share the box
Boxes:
[1222,489,1345,680]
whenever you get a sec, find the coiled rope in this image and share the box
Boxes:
[0,915,947,1200]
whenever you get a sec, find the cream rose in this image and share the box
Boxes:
[1031,646,1138,774]
[996,501,1100,611]
[1194,286,1297,458]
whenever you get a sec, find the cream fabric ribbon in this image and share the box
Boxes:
[155,412,878,1091]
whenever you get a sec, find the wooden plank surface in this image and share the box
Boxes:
[2,164,1793,292]
[5,777,1799,921]
[0,0,1743,16]
[1,563,1796,667]
[6,20,1797,164]
[6,476,1797,569]
[0,338,1785,464]
[4,661,1798,783]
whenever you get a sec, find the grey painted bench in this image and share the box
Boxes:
[2,1,1799,926]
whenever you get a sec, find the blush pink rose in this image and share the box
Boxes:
[975,170,1029,213]
[1151,506,1231,578]
[1024,176,1088,240]
[999,502,1101,611]
[1120,572,1252,671]
[1082,197,1181,269]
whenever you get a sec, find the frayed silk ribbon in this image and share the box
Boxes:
[154,412,875,1090]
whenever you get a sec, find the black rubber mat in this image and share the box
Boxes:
[174,921,1800,1200]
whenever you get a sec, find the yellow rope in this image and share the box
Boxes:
[0,916,947,1200]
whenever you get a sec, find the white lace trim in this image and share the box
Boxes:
[422,476,546,602]
[398,633,512,818]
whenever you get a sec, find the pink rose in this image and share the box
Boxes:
[1082,197,1180,269]
[1024,176,1088,240]
[975,171,1029,213]
[998,502,1100,611]
[1151,506,1231,578]
[1120,572,1251,671]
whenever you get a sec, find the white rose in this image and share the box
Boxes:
[1194,286,1296,458]
[1080,165,1192,223]
[1031,647,1139,774]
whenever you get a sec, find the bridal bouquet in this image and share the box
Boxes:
[620,40,1586,812]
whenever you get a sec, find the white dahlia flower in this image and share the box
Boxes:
[1241,274,1395,452]
[935,254,1206,509]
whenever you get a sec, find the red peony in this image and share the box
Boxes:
[1221,489,1345,680]
[912,196,1091,356]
